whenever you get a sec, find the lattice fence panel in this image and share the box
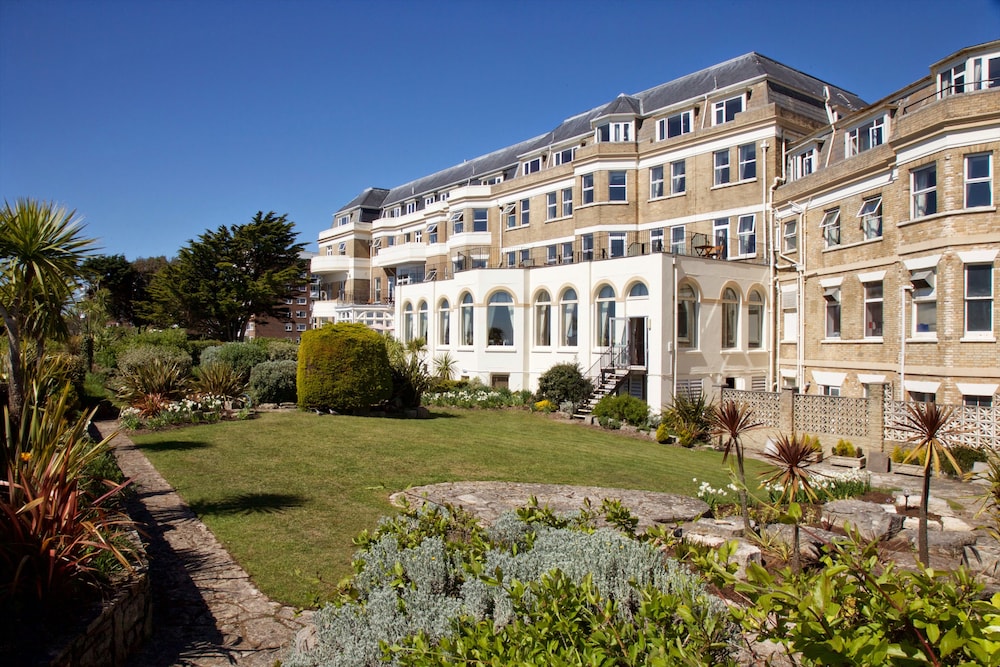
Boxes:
[793,394,871,438]
[885,401,1000,451]
[722,388,780,427]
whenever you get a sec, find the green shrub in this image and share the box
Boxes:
[592,393,649,428]
[297,323,392,413]
[191,363,247,400]
[655,422,675,443]
[832,439,858,457]
[942,444,987,476]
[117,344,192,377]
[661,392,713,447]
[248,360,298,404]
[263,339,299,362]
[535,362,593,405]
[187,339,224,366]
[116,358,189,413]
[199,341,268,380]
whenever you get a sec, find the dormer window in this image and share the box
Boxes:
[522,157,542,175]
[390,206,401,218]
[596,121,633,142]
[551,147,576,166]
[787,147,816,181]
[657,110,692,140]
[713,95,744,125]
[846,115,886,157]
[939,50,1000,97]
[405,201,416,215]
[336,214,350,226]
[424,195,436,206]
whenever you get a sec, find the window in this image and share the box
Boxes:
[406,201,416,215]
[597,121,633,142]
[940,62,967,96]
[522,157,541,175]
[966,263,993,335]
[418,301,428,341]
[738,143,756,180]
[427,223,438,244]
[937,53,1000,96]
[560,288,578,346]
[909,391,936,404]
[748,290,763,349]
[629,283,648,298]
[487,292,514,346]
[338,241,346,255]
[670,160,686,194]
[374,277,382,303]
[677,283,699,348]
[822,385,841,397]
[503,203,516,229]
[518,199,529,227]
[911,164,937,218]
[609,231,626,258]
[864,281,884,338]
[788,148,814,181]
[658,110,693,140]
[284,323,293,332]
[965,153,993,208]
[561,188,573,217]
[596,285,616,347]
[721,287,739,349]
[546,245,557,264]
[414,230,422,243]
[964,395,994,408]
[713,218,729,259]
[534,291,551,347]
[737,214,756,256]
[582,174,594,204]
[582,233,594,260]
[451,210,465,235]
[561,242,574,264]
[713,95,743,124]
[473,208,488,232]
[403,303,414,342]
[783,219,798,252]
[546,192,558,220]
[438,299,450,345]
[670,226,685,254]
[519,248,530,265]
[858,196,883,240]
[296,297,307,305]
[650,228,664,252]
[608,170,627,201]
[650,165,664,199]
[505,251,516,268]
[337,214,349,226]
[846,116,886,157]
[552,147,576,166]
[821,208,841,248]
[425,195,436,207]
[714,149,730,185]
[781,286,797,343]
[295,310,307,318]
[824,287,841,338]
[391,206,401,218]
[460,292,474,346]
[911,269,936,336]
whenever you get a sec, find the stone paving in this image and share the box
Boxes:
[97,422,313,667]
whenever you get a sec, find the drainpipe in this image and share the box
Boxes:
[672,260,679,402]
[899,284,913,400]
[823,86,838,169]
[760,140,771,390]
[768,174,784,392]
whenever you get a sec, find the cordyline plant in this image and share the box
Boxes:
[0,384,135,603]
[710,400,764,534]
[893,402,963,565]
[760,432,820,574]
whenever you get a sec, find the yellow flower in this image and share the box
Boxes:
[20,451,32,462]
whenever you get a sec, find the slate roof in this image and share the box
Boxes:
[336,52,866,215]
[342,187,390,211]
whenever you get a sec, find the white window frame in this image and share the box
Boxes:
[911,164,937,218]
[473,208,488,232]
[608,170,627,202]
[857,196,883,240]
[561,187,573,217]
[748,290,764,349]
[911,269,937,338]
[863,281,884,339]
[721,287,739,349]
[450,210,465,235]
[582,173,594,204]
[338,241,346,255]
[965,263,994,337]
[965,153,993,208]
[650,228,664,252]
[936,52,1000,97]
[677,283,699,348]
[783,219,798,252]
[552,147,576,166]
[597,121,633,143]
[787,148,815,181]
[737,214,756,257]
[337,214,349,226]
[546,192,558,220]
[424,195,436,207]
[406,201,416,215]
[670,226,685,254]
[608,232,626,258]
[824,287,841,339]
[650,165,664,199]
[713,95,744,125]
[522,157,541,175]
[714,149,730,185]
[546,245,558,265]
[738,143,756,181]
[846,115,886,157]
[657,110,693,140]
[427,223,438,244]
[520,198,530,226]
[534,291,551,347]
[820,208,841,248]
[670,160,686,195]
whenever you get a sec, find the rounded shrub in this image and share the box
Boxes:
[592,394,649,428]
[117,344,192,377]
[264,339,299,362]
[199,341,268,380]
[297,323,392,413]
[249,360,298,404]
[535,362,593,405]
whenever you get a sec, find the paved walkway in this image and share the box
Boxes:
[97,422,312,667]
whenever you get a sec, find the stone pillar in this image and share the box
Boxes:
[780,388,795,435]
[869,383,887,453]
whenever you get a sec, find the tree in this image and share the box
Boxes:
[80,254,146,325]
[0,198,96,428]
[297,323,392,413]
[146,212,306,341]
[760,432,819,573]
[894,402,962,565]
[710,400,764,534]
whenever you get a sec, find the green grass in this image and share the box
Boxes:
[133,408,766,608]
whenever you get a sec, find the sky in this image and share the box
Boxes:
[2,0,999,261]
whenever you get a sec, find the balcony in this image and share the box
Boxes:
[373,243,428,268]
[311,254,355,274]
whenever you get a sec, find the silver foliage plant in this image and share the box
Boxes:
[286,507,732,667]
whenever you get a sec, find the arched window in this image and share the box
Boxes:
[534,290,551,347]
[487,291,515,346]
[596,284,616,347]
[417,300,428,343]
[628,282,649,298]
[748,289,764,349]
[461,292,474,346]
[677,283,699,348]
[403,302,414,342]
[722,287,739,349]
[560,288,578,346]
[438,298,450,345]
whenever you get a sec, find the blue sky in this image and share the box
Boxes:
[2,0,999,260]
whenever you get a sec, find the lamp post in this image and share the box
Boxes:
[899,283,913,401]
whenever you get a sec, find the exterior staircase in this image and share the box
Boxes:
[573,368,629,421]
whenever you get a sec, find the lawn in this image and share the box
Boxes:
[132,408,767,607]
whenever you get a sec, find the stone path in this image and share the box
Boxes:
[96,422,312,667]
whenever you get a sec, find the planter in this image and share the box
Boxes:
[891,462,925,476]
[828,455,866,469]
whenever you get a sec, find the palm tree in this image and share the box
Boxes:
[760,432,820,573]
[710,400,764,533]
[0,199,96,431]
[433,351,458,380]
[893,402,962,564]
